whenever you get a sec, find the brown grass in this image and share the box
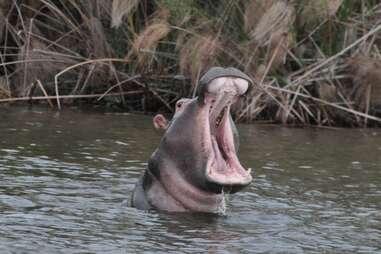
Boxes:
[1,0,381,127]
[13,20,78,96]
[0,76,10,98]
[250,1,294,45]
[131,21,171,69]
[348,54,381,111]
[248,1,294,71]
[243,0,274,34]
[88,16,113,58]
[179,34,221,94]
[299,0,344,26]
[318,83,337,103]
[111,0,139,28]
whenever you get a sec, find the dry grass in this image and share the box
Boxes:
[111,0,139,28]
[300,0,344,26]
[131,21,171,69]
[13,22,78,96]
[248,1,295,71]
[318,83,337,103]
[179,35,221,93]
[348,54,381,111]
[250,1,294,45]
[0,76,10,98]
[243,0,274,34]
[0,0,381,126]
[88,16,113,58]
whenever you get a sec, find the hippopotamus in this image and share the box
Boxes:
[131,67,253,213]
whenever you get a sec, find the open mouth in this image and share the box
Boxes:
[204,77,252,192]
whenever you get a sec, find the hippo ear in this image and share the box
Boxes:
[153,114,168,130]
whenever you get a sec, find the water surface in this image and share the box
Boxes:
[0,107,380,253]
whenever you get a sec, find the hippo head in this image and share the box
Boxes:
[133,67,253,212]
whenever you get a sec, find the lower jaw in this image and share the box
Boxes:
[204,179,249,194]
[205,159,252,194]
[204,104,251,193]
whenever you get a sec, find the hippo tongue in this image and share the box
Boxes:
[208,145,251,187]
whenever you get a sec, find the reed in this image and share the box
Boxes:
[0,0,380,127]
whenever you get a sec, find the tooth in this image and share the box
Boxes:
[247,168,252,174]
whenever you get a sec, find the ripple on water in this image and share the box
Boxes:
[1,112,381,253]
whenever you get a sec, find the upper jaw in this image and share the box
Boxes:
[203,76,249,132]
[198,67,253,98]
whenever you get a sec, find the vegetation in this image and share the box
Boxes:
[0,0,381,127]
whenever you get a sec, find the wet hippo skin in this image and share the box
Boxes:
[131,67,253,213]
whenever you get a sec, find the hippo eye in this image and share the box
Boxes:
[176,101,183,108]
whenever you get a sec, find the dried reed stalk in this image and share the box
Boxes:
[251,1,294,46]
[111,0,139,28]
[0,76,10,98]
[348,54,381,111]
[300,0,344,26]
[244,0,274,33]
[179,35,221,93]
[15,36,77,96]
[0,90,144,103]
[131,22,171,68]
[0,0,380,126]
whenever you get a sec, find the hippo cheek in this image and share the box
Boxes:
[163,76,253,194]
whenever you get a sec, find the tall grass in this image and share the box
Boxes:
[0,0,381,127]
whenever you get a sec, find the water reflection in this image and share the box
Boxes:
[0,107,380,253]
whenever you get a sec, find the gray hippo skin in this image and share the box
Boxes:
[131,67,253,213]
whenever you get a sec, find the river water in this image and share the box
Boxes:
[0,107,380,253]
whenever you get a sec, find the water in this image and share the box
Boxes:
[0,106,380,253]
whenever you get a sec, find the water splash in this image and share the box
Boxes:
[216,188,230,215]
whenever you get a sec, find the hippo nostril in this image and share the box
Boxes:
[198,67,253,99]
[233,78,249,95]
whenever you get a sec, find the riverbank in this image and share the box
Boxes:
[0,0,381,127]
